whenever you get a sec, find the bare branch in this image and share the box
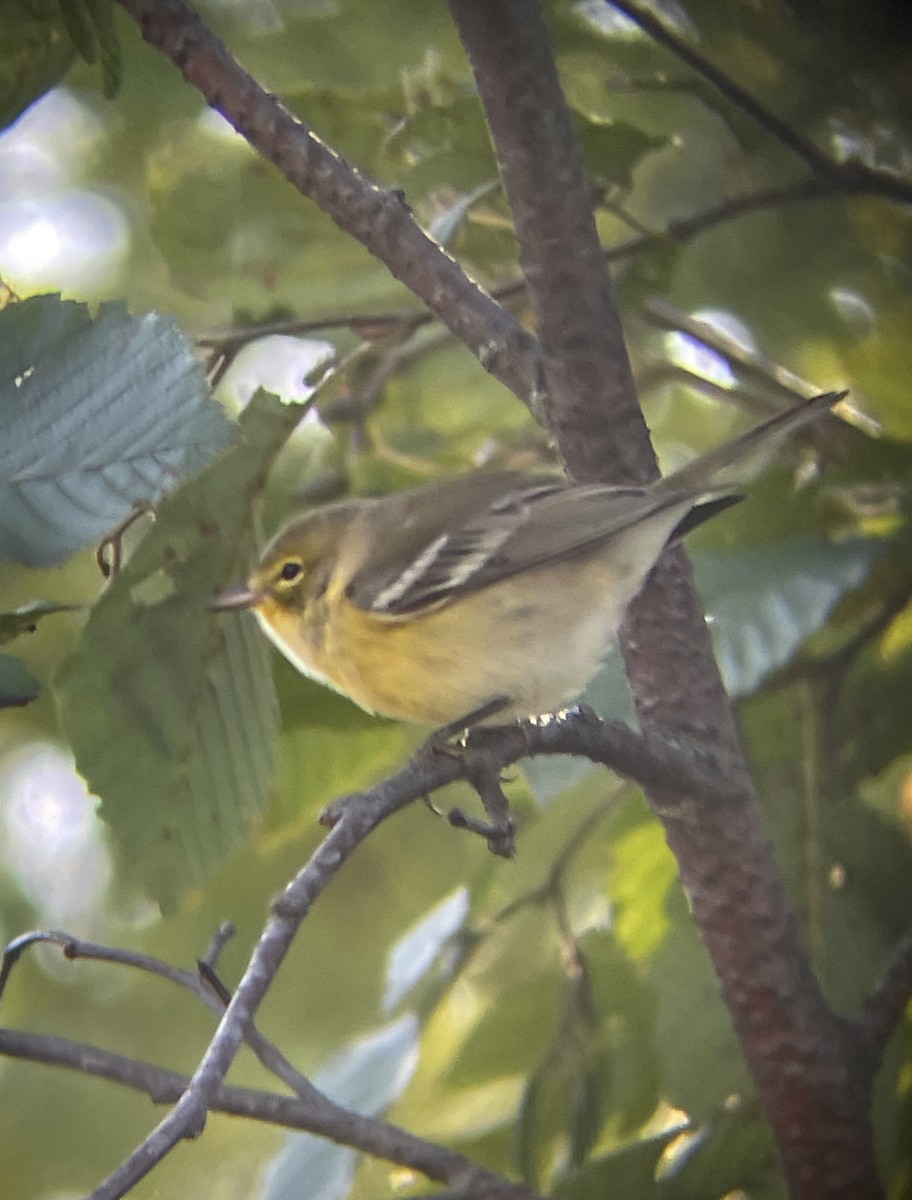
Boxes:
[608,0,912,207]
[449,0,649,486]
[607,0,846,176]
[444,4,882,1199]
[0,928,323,1103]
[115,0,543,410]
[83,771,419,1199]
[0,1029,537,1200]
[858,934,912,1065]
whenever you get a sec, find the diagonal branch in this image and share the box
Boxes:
[607,0,836,174]
[115,0,543,411]
[446,4,883,1199]
[608,0,912,207]
[0,1029,537,1200]
[0,928,321,1103]
[858,933,912,1065]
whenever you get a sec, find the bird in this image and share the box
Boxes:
[211,392,845,727]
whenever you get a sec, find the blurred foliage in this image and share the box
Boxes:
[0,1,911,1199]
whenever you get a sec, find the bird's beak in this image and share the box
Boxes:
[208,584,264,611]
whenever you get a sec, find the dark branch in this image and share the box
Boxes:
[0,1029,537,1200]
[444,5,883,1199]
[115,0,543,411]
[448,0,650,486]
[0,929,322,1103]
[608,0,844,176]
[608,0,912,207]
[858,934,912,1066]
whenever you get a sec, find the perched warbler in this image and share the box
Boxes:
[212,392,844,726]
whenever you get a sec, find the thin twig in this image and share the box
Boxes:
[116,0,543,410]
[857,934,912,1065]
[608,0,912,207]
[0,1029,537,1200]
[608,0,846,176]
[0,929,322,1103]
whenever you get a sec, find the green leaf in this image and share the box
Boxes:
[694,537,880,697]
[0,599,79,643]
[833,599,912,789]
[444,969,563,1089]
[581,930,662,1135]
[660,1103,781,1199]
[82,0,121,96]
[651,893,753,1120]
[0,1,75,131]
[0,651,41,707]
[385,95,499,197]
[554,1130,680,1200]
[55,392,299,909]
[573,109,665,191]
[0,295,232,567]
[57,0,96,64]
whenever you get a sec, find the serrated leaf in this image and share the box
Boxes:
[0,651,41,707]
[261,1016,419,1200]
[55,391,301,909]
[694,537,880,697]
[0,295,232,567]
[0,599,79,643]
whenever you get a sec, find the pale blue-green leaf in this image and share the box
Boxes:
[260,1016,420,1200]
[55,392,299,909]
[428,178,500,245]
[383,886,469,1013]
[660,1102,781,1199]
[0,294,232,566]
[519,539,875,802]
[694,538,880,697]
[522,646,634,803]
[0,651,41,707]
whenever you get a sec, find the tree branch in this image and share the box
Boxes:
[858,933,912,1065]
[608,0,912,206]
[0,1029,537,1200]
[449,0,649,486]
[446,3,883,1198]
[0,928,322,1103]
[115,0,543,411]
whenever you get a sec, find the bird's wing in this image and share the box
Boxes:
[350,475,698,616]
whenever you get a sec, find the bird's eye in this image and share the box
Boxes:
[278,559,303,584]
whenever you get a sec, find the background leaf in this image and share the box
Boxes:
[0,651,40,707]
[55,392,298,908]
[694,537,880,697]
[261,1016,419,1200]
